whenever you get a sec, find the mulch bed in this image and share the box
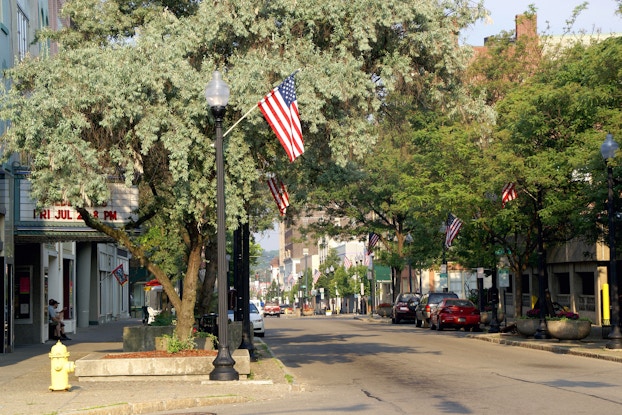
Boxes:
[103,350,218,359]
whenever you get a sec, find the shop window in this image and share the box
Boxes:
[556,273,570,294]
[14,266,32,323]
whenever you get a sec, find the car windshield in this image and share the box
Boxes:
[250,303,259,313]
[445,299,474,307]
[398,293,418,302]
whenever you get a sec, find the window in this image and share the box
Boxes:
[14,266,33,322]
[556,273,570,295]
[17,6,29,61]
[578,272,595,295]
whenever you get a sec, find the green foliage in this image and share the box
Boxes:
[0,0,487,339]
[162,333,195,353]
[150,311,175,326]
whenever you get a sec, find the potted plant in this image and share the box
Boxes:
[302,305,314,316]
[193,329,217,350]
[546,311,592,341]
[377,303,393,318]
[516,309,542,337]
[480,304,505,325]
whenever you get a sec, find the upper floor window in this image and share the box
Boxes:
[17,6,29,61]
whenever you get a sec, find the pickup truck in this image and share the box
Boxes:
[263,302,281,317]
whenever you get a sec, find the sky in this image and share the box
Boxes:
[461,0,621,46]
[255,224,280,252]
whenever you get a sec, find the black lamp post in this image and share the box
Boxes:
[206,71,239,380]
[303,248,309,309]
[601,133,622,349]
[405,233,413,293]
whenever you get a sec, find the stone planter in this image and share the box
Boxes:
[377,307,392,318]
[194,336,215,350]
[123,325,175,352]
[480,311,505,325]
[302,309,314,316]
[516,318,541,337]
[155,335,215,351]
[547,319,592,341]
[75,349,251,381]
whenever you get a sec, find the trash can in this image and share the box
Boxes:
[199,313,218,336]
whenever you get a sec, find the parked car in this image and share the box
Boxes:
[391,293,420,324]
[415,292,459,328]
[430,298,481,331]
[249,303,265,337]
[227,303,265,337]
[279,304,291,314]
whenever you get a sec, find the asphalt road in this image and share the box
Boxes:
[164,315,622,414]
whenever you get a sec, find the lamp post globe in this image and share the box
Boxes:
[206,71,239,380]
[601,133,622,349]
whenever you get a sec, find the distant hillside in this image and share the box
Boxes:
[252,249,278,275]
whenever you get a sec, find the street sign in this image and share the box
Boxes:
[499,269,510,288]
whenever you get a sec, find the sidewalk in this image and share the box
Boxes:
[2,316,622,415]
[365,314,622,362]
[0,318,295,415]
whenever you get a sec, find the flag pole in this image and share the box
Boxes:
[223,68,302,138]
[223,105,257,137]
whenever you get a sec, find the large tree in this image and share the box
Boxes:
[1,0,486,339]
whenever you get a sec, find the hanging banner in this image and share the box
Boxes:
[112,264,128,286]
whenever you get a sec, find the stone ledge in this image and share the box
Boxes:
[75,349,250,381]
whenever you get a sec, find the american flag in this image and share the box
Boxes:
[313,269,321,284]
[343,256,352,270]
[367,232,380,254]
[258,73,304,162]
[445,213,463,248]
[501,182,517,208]
[267,176,289,216]
[111,264,128,286]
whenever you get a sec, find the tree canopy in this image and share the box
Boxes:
[0,0,487,338]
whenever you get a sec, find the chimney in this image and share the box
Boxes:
[516,14,537,40]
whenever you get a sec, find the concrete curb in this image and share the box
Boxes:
[469,333,622,363]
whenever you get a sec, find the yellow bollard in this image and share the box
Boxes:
[603,283,611,325]
[49,340,75,391]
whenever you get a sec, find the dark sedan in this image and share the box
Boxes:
[391,293,420,324]
[430,298,480,331]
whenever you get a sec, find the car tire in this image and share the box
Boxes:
[256,332,265,338]
[415,318,422,328]
[437,320,443,331]
[277,314,280,318]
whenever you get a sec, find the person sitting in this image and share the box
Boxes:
[48,299,70,340]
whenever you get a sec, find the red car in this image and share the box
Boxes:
[263,302,281,317]
[430,298,480,331]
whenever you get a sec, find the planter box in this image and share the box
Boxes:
[547,319,592,341]
[480,311,505,325]
[516,319,541,337]
[155,336,215,351]
[123,325,174,352]
[75,349,251,381]
[377,307,392,318]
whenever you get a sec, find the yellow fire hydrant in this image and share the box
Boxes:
[49,340,75,391]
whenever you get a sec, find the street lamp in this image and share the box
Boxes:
[601,133,622,349]
[206,71,238,380]
[303,248,309,312]
[405,233,414,292]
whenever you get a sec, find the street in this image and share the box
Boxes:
[177,315,622,414]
